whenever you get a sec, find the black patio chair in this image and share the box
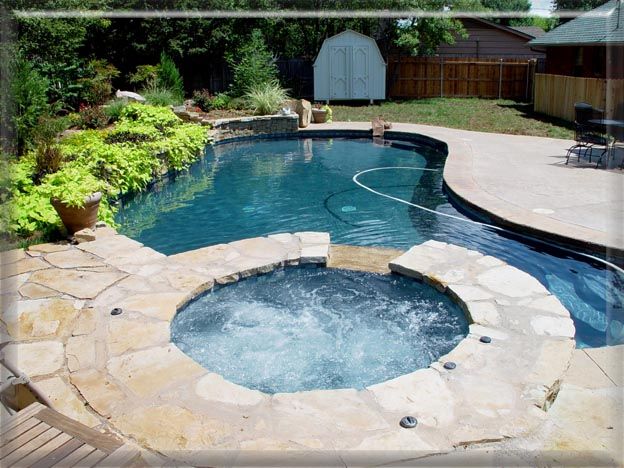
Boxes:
[566,103,608,164]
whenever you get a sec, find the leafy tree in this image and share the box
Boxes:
[7,0,111,109]
[554,0,608,10]
[10,56,51,155]
[157,52,185,100]
[227,29,279,96]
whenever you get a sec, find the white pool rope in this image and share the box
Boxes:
[352,167,624,275]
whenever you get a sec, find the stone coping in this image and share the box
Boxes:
[298,123,623,259]
[1,227,575,464]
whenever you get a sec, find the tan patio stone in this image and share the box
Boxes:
[225,256,280,278]
[5,298,79,340]
[66,335,97,372]
[528,295,570,317]
[170,243,240,266]
[476,255,505,268]
[70,368,127,418]
[117,292,187,321]
[77,235,143,259]
[300,244,329,264]
[476,266,545,297]
[35,377,100,428]
[1,257,49,279]
[107,345,205,398]
[1,248,26,264]
[1,273,30,296]
[159,269,214,296]
[525,338,575,386]
[272,389,389,432]
[112,404,235,451]
[466,301,500,325]
[106,247,166,270]
[229,237,288,260]
[107,317,170,355]
[72,307,97,336]
[367,369,455,428]
[295,232,330,245]
[3,341,64,376]
[350,430,437,451]
[18,282,60,300]
[530,315,575,338]
[447,284,493,302]
[28,268,127,299]
[195,373,266,406]
[27,243,70,253]
[45,249,106,269]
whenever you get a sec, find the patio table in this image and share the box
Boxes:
[588,118,624,168]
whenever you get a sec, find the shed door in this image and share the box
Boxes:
[330,46,349,99]
[351,46,370,99]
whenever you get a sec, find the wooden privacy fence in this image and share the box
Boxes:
[533,73,624,121]
[387,56,536,101]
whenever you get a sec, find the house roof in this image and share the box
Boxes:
[530,0,624,46]
[465,17,537,40]
[509,26,546,38]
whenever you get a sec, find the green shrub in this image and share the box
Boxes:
[78,105,109,129]
[245,81,289,115]
[192,89,213,111]
[104,99,128,122]
[8,105,210,238]
[79,59,120,106]
[192,90,232,112]
[33,116,68,182]
[156,52,184,100]
[211,93,232,110]
[227,30,279,97]
[141,83,181,107]
[129,64,159,88]
[11,56,51,155]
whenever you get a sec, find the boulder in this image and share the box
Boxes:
[287,99,312,128]
[73,228,96,243]
[115,90,146,102]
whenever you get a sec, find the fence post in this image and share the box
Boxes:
[525,61,530,101]
[440,57,444,98]
[498,59,503,99]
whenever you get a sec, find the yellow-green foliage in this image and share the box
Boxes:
[9,104,210,237]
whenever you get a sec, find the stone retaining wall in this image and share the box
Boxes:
[210,115,299,141]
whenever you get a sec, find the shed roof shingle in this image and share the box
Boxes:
[530,0,624,46]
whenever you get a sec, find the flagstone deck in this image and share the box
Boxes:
[1,225,590,465]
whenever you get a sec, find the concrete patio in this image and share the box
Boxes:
[303,122,624,260]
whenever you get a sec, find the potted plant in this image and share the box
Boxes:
[312,104,333,123]
[44,166,107,235]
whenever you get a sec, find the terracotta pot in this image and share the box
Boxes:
[51,192,102,234]
[312,109,327,124]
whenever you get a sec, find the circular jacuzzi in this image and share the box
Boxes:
[171,267,468,393]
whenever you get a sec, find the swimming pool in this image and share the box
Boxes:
[116,137,624,348]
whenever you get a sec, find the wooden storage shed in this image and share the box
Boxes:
[314,30,386,103]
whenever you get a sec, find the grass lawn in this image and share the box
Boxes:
[332,98,574,139]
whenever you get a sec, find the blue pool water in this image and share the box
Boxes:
[116,137,624,348]
[171,268,468,393]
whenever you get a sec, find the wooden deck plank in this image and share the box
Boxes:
[0,403,45,436]
[71,448,108,467]
[1,417,43,446]
[1,427,61,466]
[0,422,50,458]
[35,408,120,454]
[16,432,73,467]
[29,438,85,468]
[97,445,140,467]
[50,444,95,467]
